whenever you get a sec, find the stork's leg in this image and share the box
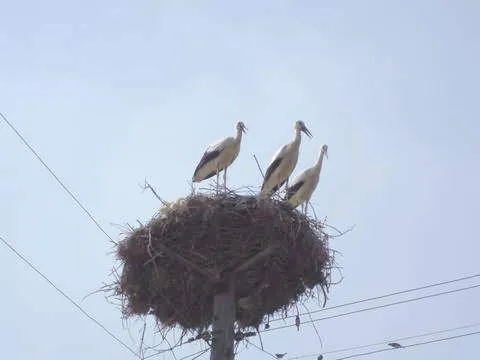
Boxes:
[216,168,220,195]
[305,196,312,216]
[223,167,227,194]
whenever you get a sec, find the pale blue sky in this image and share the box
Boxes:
[1,1,480,359]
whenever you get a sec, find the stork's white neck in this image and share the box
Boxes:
[235,127,243,143]
[313,151,326,174]
[293,128,302,145]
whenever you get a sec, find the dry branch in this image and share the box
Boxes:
[233,246,279,274]
[141,179,168,205]
[144,240,219,281]
[253,154,265,180]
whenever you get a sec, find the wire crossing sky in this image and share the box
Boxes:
[1,1,479,359]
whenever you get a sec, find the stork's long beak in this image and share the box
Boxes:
[302,127,312,138]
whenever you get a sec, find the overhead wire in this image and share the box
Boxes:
[0,112,116,244]
[178,348,210,360]
[0,235,140,358]
[0,112,197,360]
[245,338,278,360]
[336,329,480,360]
[143,340,193,360]
[288,320,480,359]
[268,272,480,324]
[261,283,480,333]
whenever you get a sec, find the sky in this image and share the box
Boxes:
[1,0,480,359]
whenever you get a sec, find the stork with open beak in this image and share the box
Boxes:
[285,144,328,214]
[192,121,247,194]
[260,120,312,197]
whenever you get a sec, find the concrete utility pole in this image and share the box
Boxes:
[210,276,236,360]
[209,247,276,360]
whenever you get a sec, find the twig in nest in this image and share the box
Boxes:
[138,321,147,359]
[320,285,328,308]
[233,246,278,273]
[147,227,154,259]
[144,240,219,281]
[253,154,265,180]
[256,328,264,351]
[309,203,319,221]
[323,224,356,238]
[141,179,168,205]
[146,228,161,277]
[186,179,196,195]
[81,286,109,302]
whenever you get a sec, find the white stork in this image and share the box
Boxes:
[285,144,328,214]
[260,120,312,197]
[192,121,247,194]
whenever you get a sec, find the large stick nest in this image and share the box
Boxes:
[114,189,335,331]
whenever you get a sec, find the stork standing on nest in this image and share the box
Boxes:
[192,121,247,194]
[260,120,312,197]
[285,144,328,214]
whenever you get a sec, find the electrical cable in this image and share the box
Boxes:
[0,112,116,244]
[336,329,480,360]
[0,235,139,358]
[262,283,480,333]
[268,273,480,324]
[289,320,480,359]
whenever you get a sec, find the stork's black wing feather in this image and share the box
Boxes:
[193,149,221,179]
[270,178,287,195]
[285,180,304,200]
[202,170,218,180]
[261,157,282,190]
[193,150,220,176]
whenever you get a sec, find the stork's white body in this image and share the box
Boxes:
[286,167,320,208]
[192,122,246,192]
[192,137,240,182]
[260,122,311,196]
[260,138,301,196]
[286,146,327,213]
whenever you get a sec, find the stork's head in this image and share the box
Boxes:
[295,120,312,138]
[321,144,328,159]
[236,121,247,134]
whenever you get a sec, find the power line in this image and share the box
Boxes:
[0,112,116,245]
[261,283,480,333]
[268,272,480,324]
[289,321,480,359]
[245,338,277,360]
[179,349,210,360]
[0,235,139,358]
[336,329,480,360]
[1,113,192,360]
[143,341,191,360]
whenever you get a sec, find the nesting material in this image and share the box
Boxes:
[115,190,333,331]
